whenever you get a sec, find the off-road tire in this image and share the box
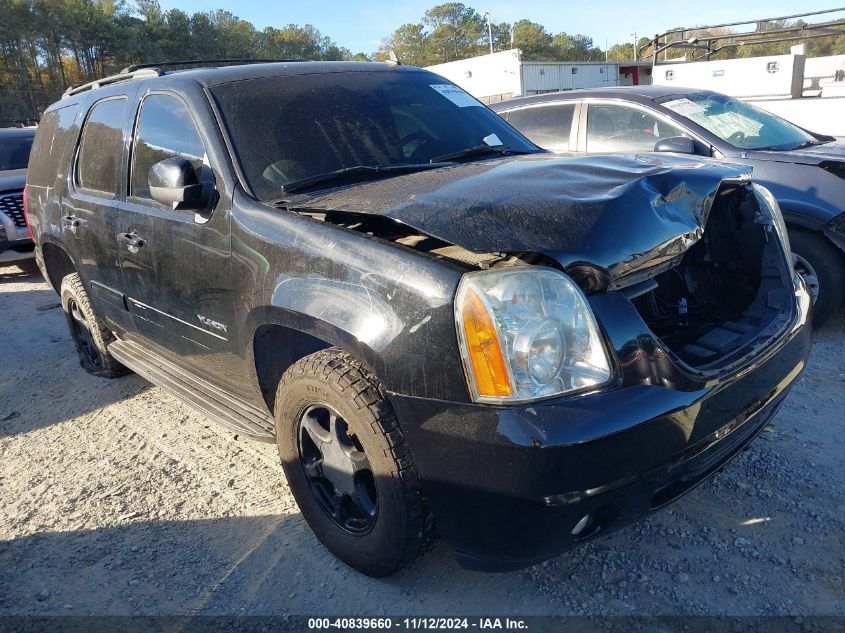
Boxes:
[789,228,845,329]
[274,348,435,577]
[60,273,128,378]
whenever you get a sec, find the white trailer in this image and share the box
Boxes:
[427,50,652,104]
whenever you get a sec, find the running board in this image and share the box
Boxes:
[108,338,275,442]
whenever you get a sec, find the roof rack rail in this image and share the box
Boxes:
[121,58,304,73]
[61,59,308,99]
[643,5,845,63]
[63,68,162,98]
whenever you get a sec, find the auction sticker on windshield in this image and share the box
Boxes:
[662,98,706,116]
[430,84,481,107]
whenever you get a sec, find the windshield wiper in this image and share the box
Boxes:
[429,144,524,163]
[791,139,827,150]
[281,163,453,194]
[756,139,828,151]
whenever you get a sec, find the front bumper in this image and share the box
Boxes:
[389,287,812,572]
[0,202,33,263]
[0,238,34,263]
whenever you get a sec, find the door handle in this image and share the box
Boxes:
[117,232,146,253]
[62,215,81,232]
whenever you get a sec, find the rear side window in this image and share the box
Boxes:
[28,105,79,188]
[506,104,575,151]
[77,97,128,194]
[130,94,207,201]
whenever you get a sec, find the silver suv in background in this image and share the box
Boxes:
[492,87,845,327]
[0,127,36,267]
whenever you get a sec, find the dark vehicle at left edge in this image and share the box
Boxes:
[0,127,36,267]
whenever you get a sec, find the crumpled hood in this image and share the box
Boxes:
[0,169,26,194]
[747,139,845,165]
[293,153,751,287]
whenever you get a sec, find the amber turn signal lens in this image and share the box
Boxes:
[461,289,512,398]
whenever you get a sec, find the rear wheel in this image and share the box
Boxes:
[788,228,845,328]
[274,348,435,577]
[60,273,128,378]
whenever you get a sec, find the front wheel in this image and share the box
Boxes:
[789,229,845,329]
[274,348,435,577]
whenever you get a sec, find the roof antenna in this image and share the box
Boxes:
[387,50,402,65]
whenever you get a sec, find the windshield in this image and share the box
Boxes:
[0,135,33,171]
[210,70,537,200]
[659,92,818,151]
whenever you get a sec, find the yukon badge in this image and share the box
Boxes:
[197,314,228,333]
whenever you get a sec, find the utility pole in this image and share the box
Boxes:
[631,32,637,60]
[484,10,494,54]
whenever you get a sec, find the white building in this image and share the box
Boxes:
[427,49,653,104]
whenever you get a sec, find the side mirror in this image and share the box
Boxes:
[654,136,696,155]
[149,157,213,211]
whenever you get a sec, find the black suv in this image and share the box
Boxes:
[27,61,811,576]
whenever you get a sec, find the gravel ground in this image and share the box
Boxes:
[1,262,843,617]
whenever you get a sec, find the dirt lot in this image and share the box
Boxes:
[1,262,843,617]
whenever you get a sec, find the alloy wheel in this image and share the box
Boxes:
[297,404,378,534]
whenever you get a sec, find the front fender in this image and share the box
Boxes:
[749,160,845,230]
[232,189,471,403]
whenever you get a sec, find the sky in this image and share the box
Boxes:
[155,0,845,56]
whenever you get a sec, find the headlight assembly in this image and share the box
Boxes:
[753,183,792,265]
[455,266,612,404]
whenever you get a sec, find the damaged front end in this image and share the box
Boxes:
[269,152,810,571]
[289,153,802,381]
[624,180,799,371]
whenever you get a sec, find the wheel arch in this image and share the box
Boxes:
[247,306,385,415]
[787,224,845,326]
[786,221,845,258]
[40,240,78,294]
[778,197,839,232]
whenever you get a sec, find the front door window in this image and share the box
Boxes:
[586,104,687,153]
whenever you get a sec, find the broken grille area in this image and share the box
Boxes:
[630,184,792,368]
[0,191,26,228]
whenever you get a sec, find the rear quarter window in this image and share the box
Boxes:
[28,104,79,188]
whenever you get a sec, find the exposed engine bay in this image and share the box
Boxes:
[288,155,794,370]
[629,184,792,368]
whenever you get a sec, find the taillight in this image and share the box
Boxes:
[22,184,33,240]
